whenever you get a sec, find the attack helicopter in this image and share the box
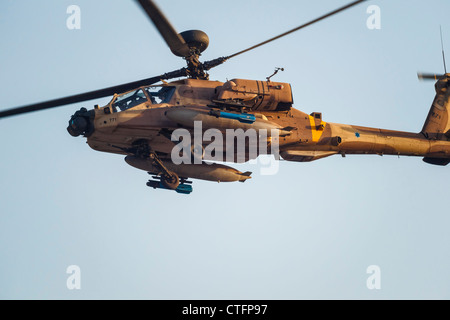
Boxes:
[1,0,450,195]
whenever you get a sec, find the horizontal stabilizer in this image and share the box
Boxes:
[422,157,450,166]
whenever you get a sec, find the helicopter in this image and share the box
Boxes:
[1,0,449,195]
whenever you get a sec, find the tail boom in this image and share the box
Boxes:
[283,123,450,165]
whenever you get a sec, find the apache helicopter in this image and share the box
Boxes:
[1,0,450,195]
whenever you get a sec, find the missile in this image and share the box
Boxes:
[165,107,290,136]
[146,180,193,194]
[209,109,256,124]
[125,156,252,183]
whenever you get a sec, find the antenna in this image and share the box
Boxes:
[266,67,284,82]
[440,25,447,74]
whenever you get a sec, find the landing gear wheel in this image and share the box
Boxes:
[132,141,180,189]
[161,172,180,190]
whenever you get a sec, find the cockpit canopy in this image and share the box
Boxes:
[111,86,175,112]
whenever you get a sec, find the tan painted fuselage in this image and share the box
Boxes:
[85,78,450,169]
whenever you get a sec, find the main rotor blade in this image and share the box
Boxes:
[0,75,164,119]
[226,0,368,60]
[137,0,190,57]
[417,72,446,81]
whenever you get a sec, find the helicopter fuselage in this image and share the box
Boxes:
[79,78,450,168]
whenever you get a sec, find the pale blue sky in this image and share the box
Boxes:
[1,0,450,299]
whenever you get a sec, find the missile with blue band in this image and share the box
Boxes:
[146,180,193,194]
[209,109,256,124]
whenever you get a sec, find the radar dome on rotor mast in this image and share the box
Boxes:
[171,30,209,57]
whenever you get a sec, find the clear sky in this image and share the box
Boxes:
[1,0,450,299]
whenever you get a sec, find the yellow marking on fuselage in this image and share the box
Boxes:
[308,116,326,143]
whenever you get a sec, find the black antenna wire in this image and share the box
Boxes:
[440,25,447,74]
